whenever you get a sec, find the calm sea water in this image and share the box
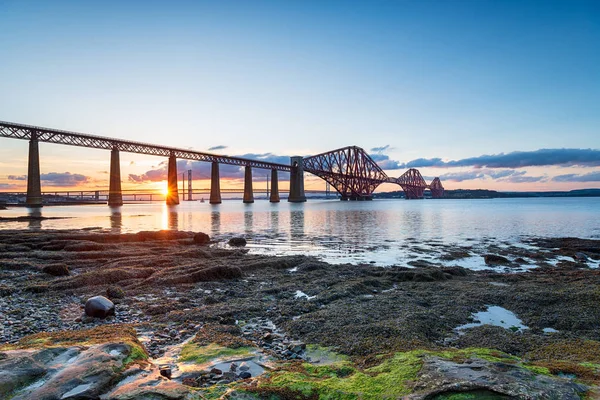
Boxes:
[1,198,599,266]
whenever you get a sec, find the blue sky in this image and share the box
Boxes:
[0,0,599,191]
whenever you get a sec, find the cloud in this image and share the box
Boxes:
[405,158,445,168]
[7,175,27,180]
[0,183,20,189]
[369,153,403,170]
[437,169,547,183]
[40,172,90,186]
[438,171,486,182]
[208,145,228,151]
[403,148,600,169]
[129,153,291,184]
[552,171,600,182]
[499,175,547,183]
[370,145,391,153]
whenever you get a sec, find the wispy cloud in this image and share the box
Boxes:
[370,145,392,153]
[41,172,90,186]
[403,149,600,169]
[7,175,27,181]
[369,153,403,170]
[438,171,486,182]
[552,171,600,182]
[129,153,290,183]
[438,169,547,183]
[208,145,228,151]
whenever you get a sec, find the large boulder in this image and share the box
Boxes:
[85,296,115,319]
[483,254,511,265]
[0,326,151,400]
[408,356,587,399]
[228,237,247,247]
[41,263,69,276]
[193,232,210,245]
[106,286,125,299]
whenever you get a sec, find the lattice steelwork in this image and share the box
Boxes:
[394,168,428,199]
[303,145,444,199]
[429,177,445,198]
[0,121,291,172]
[1,121,445,199]
[303,146,388,200]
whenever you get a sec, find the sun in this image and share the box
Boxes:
[160,184,169,196]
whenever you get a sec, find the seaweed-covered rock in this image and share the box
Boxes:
[408,356,587,399]
[193,232,210,245]
[41,263,69,276]
[85,296,115,319]
[106,285,125,299]
[484,254,511,265]
[228,237,247,247]
[0,326,151,400]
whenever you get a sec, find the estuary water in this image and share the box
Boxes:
[1,197,599,266]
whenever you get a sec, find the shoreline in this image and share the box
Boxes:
[1,228,599,398]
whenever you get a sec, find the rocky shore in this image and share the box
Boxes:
[1,228,599,399]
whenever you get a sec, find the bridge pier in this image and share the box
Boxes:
[269,169,280,203]
[166,153,180,205]
[108,147,123,207]
[26,131,42,207]
[288,156,306,202]
[243,166,254,203]
[210,161,222,204]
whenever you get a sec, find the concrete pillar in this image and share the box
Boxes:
[210,161,222,204]
[288,156,306,202]
[269,169,280,203]
[26,131,42,207]
[108,147,123,207]
[243,166,254,203]
[166,153,180,205]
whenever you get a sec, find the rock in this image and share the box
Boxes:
[238,371,252,379]
[105,368,191,399]
[574,252,589,261]
[193,232,210,245]
[106,285,125,299]
[210,368,222,375]
[407,356,587,399]
[84,296,115,319]
[228,237,247,247]
[239,362,250,371]
[0,343,137,400]
[223,371,236,380]
[483,254,511,265]
[263,332,273,342]
[159,365,172,379]
[41,263,69,276]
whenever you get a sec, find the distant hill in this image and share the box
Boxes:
[374,188,600,199]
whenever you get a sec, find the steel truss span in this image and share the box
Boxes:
[304,146,444,199]
[0,121,291,172]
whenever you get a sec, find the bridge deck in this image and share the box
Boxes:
[0,121,291,172]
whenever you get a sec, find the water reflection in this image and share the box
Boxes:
[290,209,304,239]
[168,207,178,230]
[109,207,122,233]
[270,210,279,234]
[244,211,253,235]
[4,198,599,266]
[210,211,220,235]
[27,208,42,229]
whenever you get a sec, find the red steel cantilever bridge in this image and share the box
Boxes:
[0,121,443,206]
[303,146,444,200]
